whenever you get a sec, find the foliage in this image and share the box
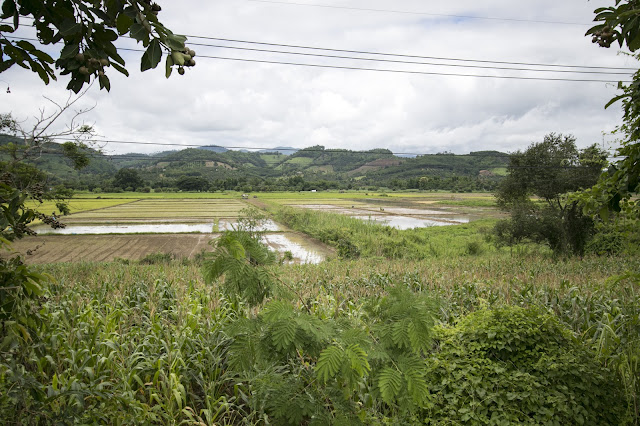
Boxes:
[1,106,93,324]
[582,3,640,219]
[222,284,438,424]
[112,167,144,190]
[0,274,243,424]
[0,249,636,423]
[275,205,496,260]
[425,306,627,424]
[494,133,607,255]
[0,0,195,92]
[201,218,277,306]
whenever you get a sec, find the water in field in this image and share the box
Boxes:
[219,219,281,232]
[352,215,469,229]
[262,233,325,264]
[290,203,471,228]
[35,223,216,234]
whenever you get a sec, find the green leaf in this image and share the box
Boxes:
[344,344,370,377]
[316,345,344,382]
[165,54,173,78]
[99,74,111,92]
[116,13,133,35]
[141,39,162,71]
[129,23,148,42]
[59,20,82,37]
[270,320,297,351]
[60,44,79,60]
[599,206,610,221]
[110,61,129,77]
[262,300,294,322]
[378,367,402,404]
[165,33,187,51]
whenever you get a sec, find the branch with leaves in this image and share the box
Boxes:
[0,0,195,92]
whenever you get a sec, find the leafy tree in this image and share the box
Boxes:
[1,0,196,92]
[494,133,607,255]
[1,98,94,324]
[583,1,640,218]
[176,175,209,192]
[113,167,144,190]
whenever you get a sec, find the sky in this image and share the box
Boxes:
[1,0,636,156]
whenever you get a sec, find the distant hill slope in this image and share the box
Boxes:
[0,133,117,182]
[2,133,510,190]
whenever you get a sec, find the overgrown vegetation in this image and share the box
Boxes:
[274,205,495,260]
[494,133,607,256]
[1,248,638,423]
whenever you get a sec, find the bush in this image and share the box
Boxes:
[138,252,174,265]
[425,306,627,424]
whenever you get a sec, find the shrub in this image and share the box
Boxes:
[425,306,627,424]
[138,252,174,265]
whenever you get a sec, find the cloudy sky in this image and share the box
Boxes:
[1,0,636,156]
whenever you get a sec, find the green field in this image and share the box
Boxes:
[3,191,639,424]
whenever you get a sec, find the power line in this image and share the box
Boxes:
[8,34,632,79]
[245,0,589,26]
[185,36,637,71]
[184,42,632,76]
[32,150,605,170]
[175,53,632,83]
[4,18,636,72]
[43,137,621,160]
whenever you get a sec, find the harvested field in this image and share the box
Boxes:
[13,234,215,263]
[12,232,333,264]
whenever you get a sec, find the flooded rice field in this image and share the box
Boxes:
[289,202,473,229]
[34,223,216,235]
[352,215,469,229]
[31,219,322,264]
[34,220,283,235]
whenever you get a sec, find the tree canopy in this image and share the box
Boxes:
[0,0,195,92]
[584,1,640,218]
[494,134,607,255]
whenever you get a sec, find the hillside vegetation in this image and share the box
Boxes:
[0,135,507,193]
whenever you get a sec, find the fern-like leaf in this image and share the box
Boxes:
[344,344,370,378]
[378,367,402,404]
[262,300,295,322]
[391,318,411,350]
[316,345,344,382]
[399,355,429,405]
[270,319,298,351]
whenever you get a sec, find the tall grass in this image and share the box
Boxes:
[274,205,504,259]
[1,250,638,423]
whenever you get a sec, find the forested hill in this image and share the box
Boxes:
[0,134,509,192]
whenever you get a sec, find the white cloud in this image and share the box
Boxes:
[0,0,632,156]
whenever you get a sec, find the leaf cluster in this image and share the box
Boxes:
[1,0,191,92]
[202,229,277,306]
[222,284,439,424]
[425,306,628,424]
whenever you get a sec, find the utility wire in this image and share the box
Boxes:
[32,150,605,170]
[4,18,636,72]
[43,137,621,160]
[184,42,633,75]
[184,36,638,71]
[245,0,590,26]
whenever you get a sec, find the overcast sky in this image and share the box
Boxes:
[1,0,636,156]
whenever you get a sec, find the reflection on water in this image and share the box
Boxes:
[35,223,215,234]
[219,219,281,232]
[262,234,325,264]
[352,215,469,230]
